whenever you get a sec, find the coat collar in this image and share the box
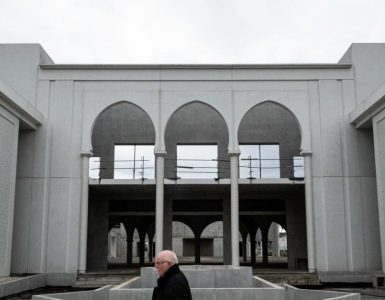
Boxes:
[158,264,180,286]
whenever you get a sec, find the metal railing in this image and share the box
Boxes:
[89,156,304,181]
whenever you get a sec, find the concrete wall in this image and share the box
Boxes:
[0,106,19,276]
[339,43,385,103]
[285,197,307,270]
[0,274,46,298]
[32,285,112,300]
[0,44,53,105]
[373,108,385,272]
[284,285,360,300]
[139,266,253,288]
[309,77,381,272]
[87,198,109,271]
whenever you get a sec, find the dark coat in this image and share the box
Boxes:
[152,264,192,300]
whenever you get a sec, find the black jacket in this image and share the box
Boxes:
[152,264,192,300]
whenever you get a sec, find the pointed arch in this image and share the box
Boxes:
[82,100,156,154]
[238,100,302,179]
[91,101,156,179]
[164,100,230,179]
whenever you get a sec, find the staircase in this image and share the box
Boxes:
[75,273,138,288]
[256,272,321,286]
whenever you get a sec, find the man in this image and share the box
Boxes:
[152,250,192,300]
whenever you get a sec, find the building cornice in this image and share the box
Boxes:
[40,63,352,70]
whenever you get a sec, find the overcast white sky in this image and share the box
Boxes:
[2,0,384,64]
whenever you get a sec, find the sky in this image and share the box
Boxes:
[1,0,385,64]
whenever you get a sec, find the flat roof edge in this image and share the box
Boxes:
[350,81,385,128]
[0,80,43,127]
[40,63,352,70]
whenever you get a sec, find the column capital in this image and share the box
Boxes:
[300,149,312,157]
[228,150,241,157]
[80,150,93,158]
[154,149,167,157]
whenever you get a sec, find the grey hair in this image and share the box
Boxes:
[158,250,179,265]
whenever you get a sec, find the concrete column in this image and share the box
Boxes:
[271,223,280,257]
[148,232,154,262]
[301,150,316,272]
[250,235,256,266]
[223,196,232,265]
[373,111,385,272]
[139,234,145,265]
[194,235,201,264]
[155,150,167,255]
[126,236,133,266]
[242,235,247,262]
[78,151,92,273]
[110,234,117,258]
[163,196,173,250]
[261,227,269,265]
[229,151,240,267]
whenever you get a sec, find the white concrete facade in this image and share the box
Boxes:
[0,43,385,283]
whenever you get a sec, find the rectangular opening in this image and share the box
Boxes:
[177,145,218,179]
[89,157,101,179]
[293,156,304,178]
[114,145,155,179]
[239,144,280,179]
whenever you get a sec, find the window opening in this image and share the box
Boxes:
[176,145,218,179]
[293,156,304,179]
[89,157,101,179]
[239,144,280,179]
[114,145,155,179]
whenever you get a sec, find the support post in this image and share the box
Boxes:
[78,151,92,273]
[229,150,240,267]
[155,150,167,255]
[301,150,316,272]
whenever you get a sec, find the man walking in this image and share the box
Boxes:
[152,250,192,300]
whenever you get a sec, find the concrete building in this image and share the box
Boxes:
[1,43,385,285]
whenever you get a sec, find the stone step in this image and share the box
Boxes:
[74,274,137,288]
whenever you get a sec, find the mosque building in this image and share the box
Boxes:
[1,43,385,285]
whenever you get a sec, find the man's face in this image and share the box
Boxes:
[155,254,172,277]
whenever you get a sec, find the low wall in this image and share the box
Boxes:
[0,274,46,298]
[284,285,360,300]
[19,267,360,300]
[318,271,374,283]
[32,285,112,300]
[112,271,285,300]
[140,265,252,288]
[110,286,285,300]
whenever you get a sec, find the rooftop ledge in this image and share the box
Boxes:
[40,63,352,70]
